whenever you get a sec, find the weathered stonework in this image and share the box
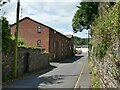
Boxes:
[2,47,49,82]
[90,38,120,88]
[89,2,120,88]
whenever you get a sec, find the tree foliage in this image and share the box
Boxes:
[2,17,13,53]
[0,0,10,8]
[74,36,88,45]
[72,2,99,33]
[90,2,120,86]
[91,2,118,60]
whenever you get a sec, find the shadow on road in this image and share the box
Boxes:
[2,65,57,88]
[36,74,79,88]
[36,65,57,75]
[37,75,64,85]
[2,54,85,89]
[60,55,84,63]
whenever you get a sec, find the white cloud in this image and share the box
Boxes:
[2,1,79,24]
[73,30,89,38]
[63,32,73,35]
[1,0,88,38]
[10,0,80,2]
[54,28,67,34]
[21,2,78,24]
[54,27,73,35]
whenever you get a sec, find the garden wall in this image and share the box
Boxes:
[2,47,49,82]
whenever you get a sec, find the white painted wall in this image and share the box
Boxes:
[81,48,88,52]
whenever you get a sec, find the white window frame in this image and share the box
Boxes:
[54,42,56,47]
[54,31,56,34]
[38,25,41,33]
[37,40,41,47]
[54,53,56,59]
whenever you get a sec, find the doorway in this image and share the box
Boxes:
[24,52,29,73]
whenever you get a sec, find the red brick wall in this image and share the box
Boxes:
[70,36,74,56]
[11,17,73,61]
[61,36,72,58]
[49,29,73,61]
[49,29,62,61]
[11,18,49,52]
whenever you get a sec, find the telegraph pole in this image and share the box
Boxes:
[13,0,20,78]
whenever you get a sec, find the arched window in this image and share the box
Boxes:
[37,40,41,47]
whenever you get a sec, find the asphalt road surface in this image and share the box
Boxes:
[3,53,88,89]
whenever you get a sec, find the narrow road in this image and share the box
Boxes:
[3,53,89,89]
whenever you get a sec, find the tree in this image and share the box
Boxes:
[0,0,10,8]
[74,36,82,45]
[72,2,99,33]
[74,36,88,45]
[72,2,115,33]
[2,17,13,53]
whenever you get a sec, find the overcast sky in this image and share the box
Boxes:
[1,0,88,38]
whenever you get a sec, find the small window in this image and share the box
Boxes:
[38,25,41,33]
[54,31,56,34]
[54,53,56,59]
[37,40,41,47]
[54,42,56,47]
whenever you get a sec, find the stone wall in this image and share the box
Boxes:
[89,2,120,88]
[90,49,120,88]
[90,33,120,88]
[2,47,49,82]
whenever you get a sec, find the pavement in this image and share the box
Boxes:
[79,61,91,88]
[2,52,90,89]
[76,53,91,88]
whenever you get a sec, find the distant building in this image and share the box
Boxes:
[74,45,88,53]
[75,45,88,48]
[11,17,74,61]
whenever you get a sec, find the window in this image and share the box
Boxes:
[54,42,56,47]
[38,25,41,33]
[54,31,56,34]
[37,40,41,47]
[54,53,56,59]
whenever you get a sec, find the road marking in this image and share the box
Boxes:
[74,59,87,89]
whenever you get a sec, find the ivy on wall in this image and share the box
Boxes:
[91,2,119,60]
[90,2,120,88]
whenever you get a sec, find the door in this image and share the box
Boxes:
[24,52,29,73]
